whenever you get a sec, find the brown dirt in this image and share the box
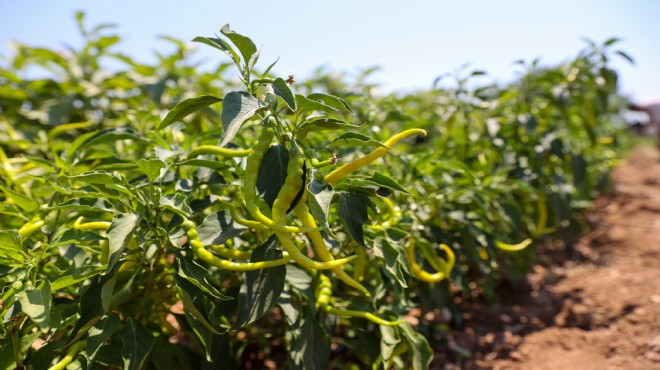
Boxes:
[432,147,660,370]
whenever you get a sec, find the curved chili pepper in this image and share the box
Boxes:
[323,128,427,186]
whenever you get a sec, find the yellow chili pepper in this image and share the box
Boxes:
[73,217,111,231]
[323,128,427,186]
[494,238,532,252]
[315,273,402,326]
[208,244,253,260]
[48,341,86,370]
[188,145,251,158]
[18,217,45,238]
[182,220,291,271]
[293,200,370,296]
[406,238,455,283]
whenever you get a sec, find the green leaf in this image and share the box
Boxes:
[400,323,433,370]
[87,313,121,361]
[614,50,634,64]
[271,77,296,111]
[306,180,334,231]
[158,95,222,130]
[106,213,140,273]
[287,310,330,370]
[76,127,148,152]
[120,318,156,370]
[0,331,40,370]
[50,197,119,213]
[0,230,25,263]
[176,159,229,170]
[177,252,231,300]
[50,265,105,291]
[380,325,401,363]
[220,24,257,66]
[18,281,52,330]
[372,238,409,288]
[177,278,221,334]
[159,193,192,218]
[66,273,114,345]
[232,235,286,329]
[298,118,359,137]
[137,158,166,183]
[196,211,247,246]
[219,91,268,147]
[256,144,288,208]
[192,36,239,65]
[0,185,38,212]
[328,132,387,148]
[306,93,352,112]
[295,94,339,114]
[66,170,124,185]
[338,193,369,247]
[344,172,409,194]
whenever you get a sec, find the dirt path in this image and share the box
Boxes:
[434,147,660,370]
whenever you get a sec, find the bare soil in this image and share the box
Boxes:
[432,147,660,370]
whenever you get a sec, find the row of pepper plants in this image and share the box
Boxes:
[0,13,632,369]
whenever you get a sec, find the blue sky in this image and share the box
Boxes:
[1,1,659,102]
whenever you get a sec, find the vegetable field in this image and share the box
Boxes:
[0,15,636,369]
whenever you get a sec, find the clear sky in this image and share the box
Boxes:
[1,1,659,102]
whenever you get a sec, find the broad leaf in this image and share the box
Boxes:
[220,24,257,66]
[158,95,222,130]
[328,132,387,148]
[372,238,409,288]
[295,94,339,114]
[287,310,330,370]
[306,93,352,112]
[197,211,247,246]
[0,185,38,212]
[338,193,369,247]
[66,171,124,185]
[306,180,334,231]
[76,127,148,152]
[192,36,239,65]
[232,235,286,329]
[271,77,296,111]
[400,323,433,370]
[120,318,156,370]
[0,230,25,263]
[137,158,166,183]
[219,91,268,147]
[106,213,140,272]
[50,265,105,291]
[177,252,231,300]
[159,193,192,218]
[256,144,288,208]
[18,280,53,330]
[87,313,121,361]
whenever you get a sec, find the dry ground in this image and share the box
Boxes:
[432,147,660,370]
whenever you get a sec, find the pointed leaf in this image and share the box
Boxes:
[256,144,288,208]
[196,210,247,246]
[120,318,156,370]
[158,95,222,130]
[287,311,331,370]
[192,36,239,64]
[159,193,192,218]
[220,24,257,65]
[337,193,368,247]
[306,93,352,112]
[177,252,231,300]
[295,94,339,114]
[137,158,166,183]
[306,180,334,231]
[18,281,52,330]
[232,235,286,329]
[106,213,140,272]
[87,313,121,361]
[219,91,268,147]
[328,132,387,148]
[0,185,38,212]
[271,78,296,111]
[0,230,25,263]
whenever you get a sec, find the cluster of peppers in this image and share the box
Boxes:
[180,116,462,327]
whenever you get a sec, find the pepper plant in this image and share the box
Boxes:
[0,17,631,370]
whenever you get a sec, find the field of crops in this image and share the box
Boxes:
[0,15,637,370]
